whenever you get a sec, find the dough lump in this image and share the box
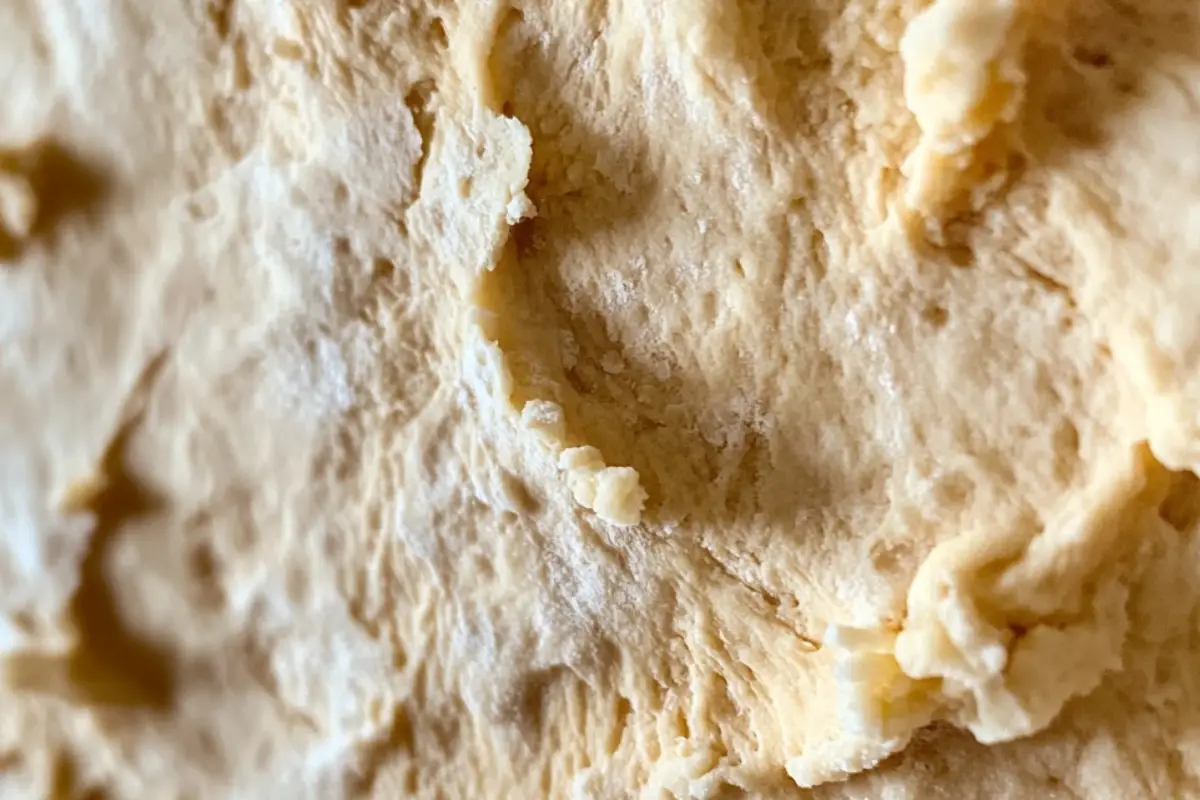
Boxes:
[4,0,1200,798]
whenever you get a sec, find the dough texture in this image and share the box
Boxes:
[3,0,1200,797]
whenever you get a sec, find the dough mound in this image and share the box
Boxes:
[3,0,1200,798]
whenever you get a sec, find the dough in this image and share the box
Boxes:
[3,0,1200,796]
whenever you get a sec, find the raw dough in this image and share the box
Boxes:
[3,0,1200,797]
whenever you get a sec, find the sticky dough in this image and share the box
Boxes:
[4,0,1200,797]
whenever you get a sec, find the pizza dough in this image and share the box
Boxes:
[3,0,1200,797]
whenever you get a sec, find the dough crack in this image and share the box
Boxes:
[5,354,177,710]
[0,141,107,260]
[409,101,648,526]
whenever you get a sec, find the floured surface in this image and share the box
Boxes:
[3,0,1200,797]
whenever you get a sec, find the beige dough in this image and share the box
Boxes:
[3,0,1200,797]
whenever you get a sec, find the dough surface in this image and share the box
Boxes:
[3,0,1200,797]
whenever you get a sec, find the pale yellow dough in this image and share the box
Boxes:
[4,0,1200,797]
